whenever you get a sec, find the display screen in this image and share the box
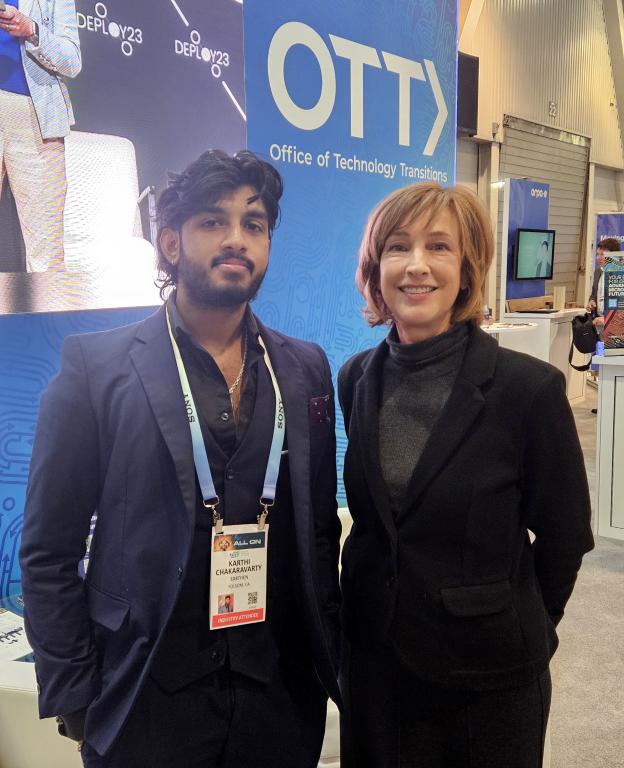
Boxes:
[514,228,556,280]
[0,0,245,314]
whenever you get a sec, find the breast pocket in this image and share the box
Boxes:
[309,394,332,425]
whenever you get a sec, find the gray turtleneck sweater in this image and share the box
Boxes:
[379,322,469,515]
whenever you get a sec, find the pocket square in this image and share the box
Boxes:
[309,395,331,424]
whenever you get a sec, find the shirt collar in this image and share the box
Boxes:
[167,292,261,352]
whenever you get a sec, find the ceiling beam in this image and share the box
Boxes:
[459,0,485,54]
[602,0,624,178]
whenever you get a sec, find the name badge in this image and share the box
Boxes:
[209,524,268,630]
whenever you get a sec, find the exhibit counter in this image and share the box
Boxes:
[499,309,586,403]
[0,640,340,768]
[0,660,82,768]
[593,355,624,542]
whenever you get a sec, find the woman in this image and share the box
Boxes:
[338,183,593,768]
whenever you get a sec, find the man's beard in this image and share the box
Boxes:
[177,247,267,308]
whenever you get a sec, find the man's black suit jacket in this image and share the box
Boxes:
[588,266,601,305]
[338,324,593,691]
[20,305,341,757]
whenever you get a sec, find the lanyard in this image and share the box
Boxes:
[166,308,285,532]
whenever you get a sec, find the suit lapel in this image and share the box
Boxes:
[130,306,196,521]
[351,341,397,548]
[395,326,498,524]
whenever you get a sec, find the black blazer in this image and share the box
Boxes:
[588,266,601,305]
[20,305,341,756]
[338,325,593,691]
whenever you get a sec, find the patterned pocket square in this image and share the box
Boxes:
[309,395,331,424]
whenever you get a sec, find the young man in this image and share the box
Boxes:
[587,237,622,321]
[20,150,341,767]
[586,237,622,414]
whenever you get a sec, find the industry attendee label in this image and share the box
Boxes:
[209,525,268,629]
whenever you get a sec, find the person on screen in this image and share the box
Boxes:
[535,238,552,278]
[0,1,81,273]
[338,183,593,767]
[20,150,340,767]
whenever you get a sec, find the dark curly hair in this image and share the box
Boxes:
[597,237,621,252]
[155,149,283,299]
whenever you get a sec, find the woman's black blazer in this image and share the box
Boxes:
[338,324,594,691]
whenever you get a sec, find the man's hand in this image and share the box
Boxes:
[0,5,35,38]
[56,709,87,742]
[586,299,596,312]
[592,316,604,329]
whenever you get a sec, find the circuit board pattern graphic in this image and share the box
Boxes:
[0,307,154,601]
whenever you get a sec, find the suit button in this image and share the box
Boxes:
[210,649,221,662]
[386,576,396,588]
[177,567,183,579]
[226,469,235,481]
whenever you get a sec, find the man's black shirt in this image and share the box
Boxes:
[168,296,264,457]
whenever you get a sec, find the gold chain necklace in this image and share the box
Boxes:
[228,330,248,399]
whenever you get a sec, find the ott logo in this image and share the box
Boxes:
[267,21,448,154]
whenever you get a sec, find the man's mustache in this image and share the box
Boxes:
[212,253,254,271]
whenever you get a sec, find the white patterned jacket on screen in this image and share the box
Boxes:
[19,0,81,139]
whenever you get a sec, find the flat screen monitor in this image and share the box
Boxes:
[514,228,556,280]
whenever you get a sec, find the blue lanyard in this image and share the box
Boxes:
[166,309,285,531]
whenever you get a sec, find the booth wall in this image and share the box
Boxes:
[466,0,623,169]
[456,137,479,192]
[593,166,622,214]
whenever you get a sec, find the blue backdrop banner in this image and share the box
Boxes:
[506,179,550,300]
[0,307,154,605]
[243,0,458,497]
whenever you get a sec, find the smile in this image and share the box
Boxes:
[400,286,437,294]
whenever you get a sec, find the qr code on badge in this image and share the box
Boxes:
[248,592,258,606]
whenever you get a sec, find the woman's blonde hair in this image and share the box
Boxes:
[356,183,494,326]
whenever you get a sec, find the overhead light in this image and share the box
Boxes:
[490,181,505,189]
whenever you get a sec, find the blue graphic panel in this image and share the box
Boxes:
[0,307,155,600]
[596,214,624,243]
[244,0,457,499]
[595,214,624,268]
[506,180,550,299]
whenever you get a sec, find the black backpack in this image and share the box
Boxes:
[568,313,598,371]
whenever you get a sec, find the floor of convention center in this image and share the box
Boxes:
[550,385,624,768]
